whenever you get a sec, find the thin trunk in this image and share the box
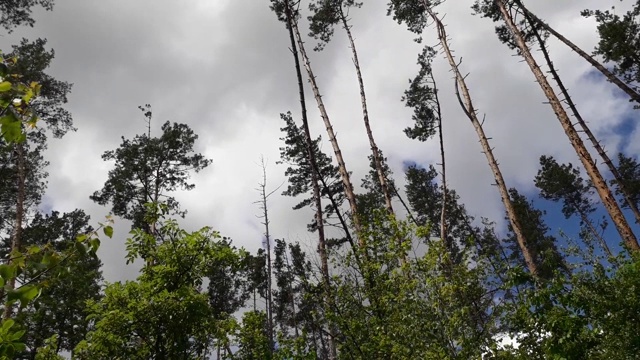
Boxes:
[290,14,362,243]
[338,5,394,215]
[578,211,614,258]
[283,247,300,338]
[257,161,275,353]
[431,71,448,243]
[283,3,337,358]
[496,0,640,251]
[253,288,256,312]
[529,18,640,225]
[3,143,26,320]
[514,0,640,105]
[424,4,539,275]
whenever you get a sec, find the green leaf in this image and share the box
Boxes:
[21,88,33,103]
[0,113,25,144]
[11,285,41,308]
[0,264,15,282]
[41,252,52,266]
[103,225,113,238]
[1,319,14,331]
[0,81,11,92]
[90,238,101,254]
[0,63,7,77]
[10,330,25,341]
[74,241,87,256]
[27,245,41,255]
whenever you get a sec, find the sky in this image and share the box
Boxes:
[1,0,638,282]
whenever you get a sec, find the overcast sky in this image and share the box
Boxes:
[1,0,637,282]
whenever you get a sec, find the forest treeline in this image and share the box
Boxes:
[1,0,640,359]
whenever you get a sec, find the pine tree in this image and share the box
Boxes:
[271,0,362,242]
[613,153,640,215]
[583,1,640,98]
[91,113,211,234]
[278,112,347,238]
[1,37,74,320]
[535,155,613,256]
[485,0,639,251]
[388,0,540,275]
[507,188,566,280]
[402,45,449,242]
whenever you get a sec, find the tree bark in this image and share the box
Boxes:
[257,160,274,354]
[283,3,337,358]
[514,0,640,105]
[290,15,362,245]
[338,5,395,215]
[496,0,640,251]
[528,17,640,226]
[424,3,539,275]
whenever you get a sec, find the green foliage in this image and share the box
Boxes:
[33,335,64,360]
[612,153,640,211]
[470,0,547,52]
[506,188,565,280]
[0,216,108,359]
[236,311,271,360]
[402,46,439,141]
[404,164,472,261]
[76,216,244,359]
[328,210,499,359]
[496,254,640,359]
[535,155,596,220]
[0,319,27,358]
[0,55,40,144]
[9,210,104,358]
[307,0,362,51]
[356,149,396,224]
[6,38,74,139]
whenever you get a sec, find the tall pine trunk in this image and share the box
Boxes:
[424,4,539,275]
[496,0,640,251]
[338,5,395,215]
[284,3,337,357]
[289,14,363,244]
[528,17,640,226]
[514,0,640,105]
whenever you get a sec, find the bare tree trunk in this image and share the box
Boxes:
[496,0,640,251]
[290,15,362,243]
[256,159,275,354]
[514,0,640,105]
[283,3,338,358]
[3,143,26,320]
[431,72,448,243]
[424,4,539,275]
[338,5,395,215]
[528,19,640,226]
